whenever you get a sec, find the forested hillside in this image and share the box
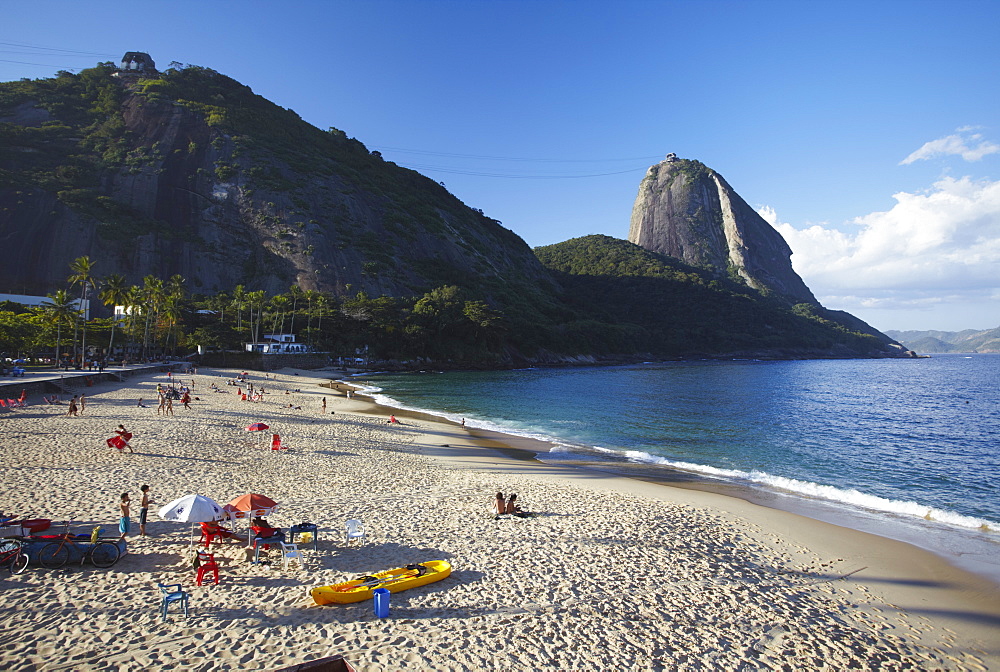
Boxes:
[535,236,906,358]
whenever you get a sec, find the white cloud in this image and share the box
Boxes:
[900,128,1000,164]
[759,176,1000,328]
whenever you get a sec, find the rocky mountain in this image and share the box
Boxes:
[0,61,548,300]
[884,327,1000,353]
[628,156,816,303]
[0,59,910,361]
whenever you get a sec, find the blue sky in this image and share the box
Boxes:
[3,0,998,332]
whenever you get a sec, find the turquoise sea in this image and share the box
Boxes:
[352,355,1000,581]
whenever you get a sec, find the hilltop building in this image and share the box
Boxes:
[116,52,156,75]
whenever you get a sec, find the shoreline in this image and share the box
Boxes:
[2,366,997,670]
[334,376,1000,662]
[338,372,1000,590]
[331,374,1000,662]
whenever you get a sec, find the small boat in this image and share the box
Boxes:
[311,560,451,605]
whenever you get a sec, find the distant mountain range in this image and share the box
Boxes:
[884,327,1000,353]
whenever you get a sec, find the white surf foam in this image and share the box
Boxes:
[346,380,998,534]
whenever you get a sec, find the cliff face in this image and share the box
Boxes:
[0,65,548,298]
[628,158,816,303]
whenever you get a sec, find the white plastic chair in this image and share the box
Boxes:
[279,542,305,570]
[344,519,366,545]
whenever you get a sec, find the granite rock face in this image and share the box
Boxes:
[0,68,548,299]
[628,158,816,303]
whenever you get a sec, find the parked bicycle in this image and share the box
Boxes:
[37,521,121,569]
[0,538,29,574]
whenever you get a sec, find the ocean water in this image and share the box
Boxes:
[352,355,1000,579]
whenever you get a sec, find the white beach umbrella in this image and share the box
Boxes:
[158,494,225,522]
[158,494,226,545]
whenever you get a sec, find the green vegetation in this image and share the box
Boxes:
[534,235,890,357]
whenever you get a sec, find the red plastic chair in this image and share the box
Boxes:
[271,434,284,451]
[195,550,219,586]
[199,522,225,548]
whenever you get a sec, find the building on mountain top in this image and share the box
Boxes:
[117,52,156,74]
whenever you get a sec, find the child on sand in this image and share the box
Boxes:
[139,485,153,536]
[119,493,131,540]
[67,395,78,417]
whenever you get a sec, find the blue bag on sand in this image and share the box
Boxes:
[373,588,390,618]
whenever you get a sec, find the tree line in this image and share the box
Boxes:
[0,256,506,366]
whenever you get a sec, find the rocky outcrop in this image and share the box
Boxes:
[0,65,549,300]
[628,158,816,303]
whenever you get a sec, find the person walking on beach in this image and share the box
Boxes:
[67,395,78,417]
[156,391,166,415]
[119,493,131,540]
[181,391,191,410]
[322,397,327,413]
[165,395,174,416]
[115,425,134,453]
[79,393,85,414]
[139,485,153,536]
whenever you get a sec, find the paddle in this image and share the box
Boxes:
[332,568,424,592]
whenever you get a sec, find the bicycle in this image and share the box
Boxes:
[0,538,29,574]
[37,521,121,569]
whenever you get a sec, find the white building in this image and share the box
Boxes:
[245,334,313,354]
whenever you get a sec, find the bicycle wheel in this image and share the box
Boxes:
[0,539,17,568]
[89,541,120,568]
[38,542,70,569]
[11,545,29,574]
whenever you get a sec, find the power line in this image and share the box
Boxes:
[0,41,117,58]
[398,162,649,179]
[0,58,86,70]
[375,145,662,164]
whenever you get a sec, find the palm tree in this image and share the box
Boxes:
[269,295,290,336]
[41,290,79,369]
[303,289,317,346]
[287,284,303,335]
[230,285,246,336]
[163,275,187,352]
[140,276,164,358]
[247,290,267,344]
[99,273,128,359]
[123,285,143,357]
[67,256,97,365]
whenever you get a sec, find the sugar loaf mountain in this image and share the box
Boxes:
[0,55,911,366]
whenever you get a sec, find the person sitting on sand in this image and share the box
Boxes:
[137,398,147,407]
[493,492,506,516]
[251,516,283,541]
[505,494,524,515]
[388,415,400,424]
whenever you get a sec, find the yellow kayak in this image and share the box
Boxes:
[311,560,452,605]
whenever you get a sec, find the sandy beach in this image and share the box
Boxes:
[1,367,998,671]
